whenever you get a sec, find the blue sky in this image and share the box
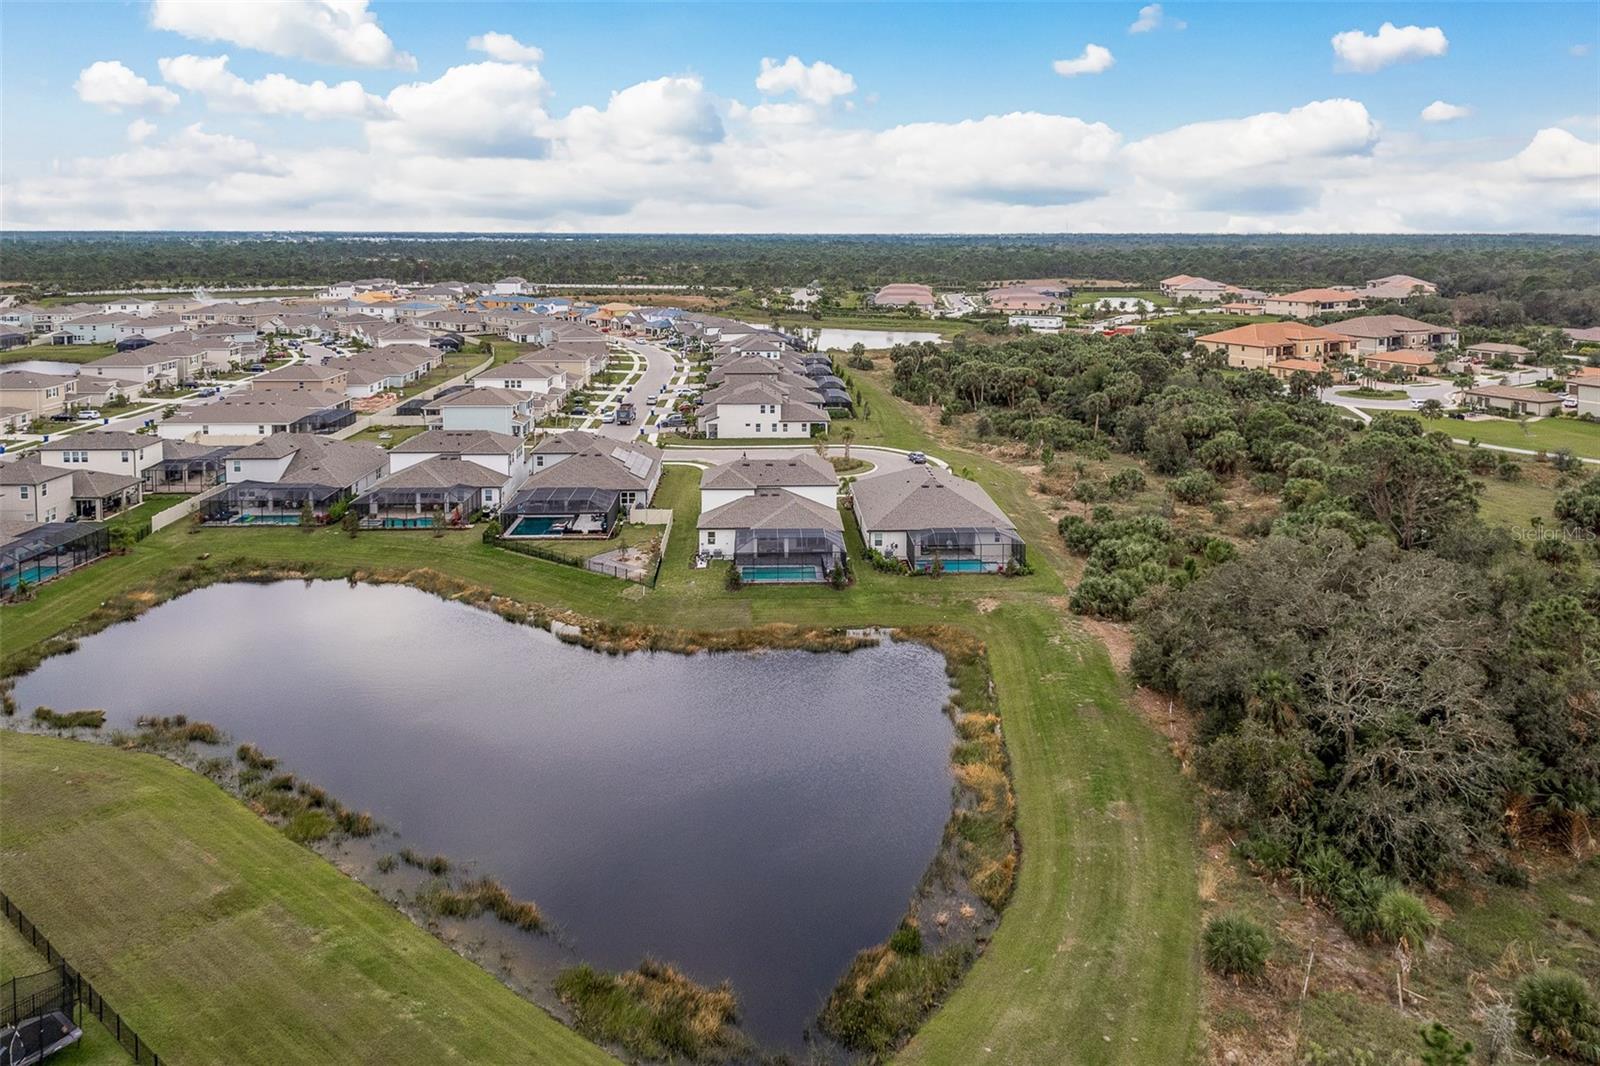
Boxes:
[2,1,1596,231]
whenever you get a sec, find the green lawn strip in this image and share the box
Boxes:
[1474,473,1562,529]
[1,344,115,365]
[103,494,189,540]
[395,350,482,398]
[1451,415,1600,458]
[0,377,1203,1065]
[344,424,430,448]
[0,732,616,1066]
[898,604,1202,1066]
[0,917,132,1065]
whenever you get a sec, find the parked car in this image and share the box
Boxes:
[907,451,928,464]
[1564,395,1579,408]
[1408,398,1426,409]
[601,410,617,424]
[50,411,76,422]
[659,413,686,428]
[571,406,589,417]
[246,363,267,372]
[196,386,219,397]
[78,409,103,420]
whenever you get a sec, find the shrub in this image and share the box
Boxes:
[723,564,743,591]
[1201,914,1271,981]
[1515,968,1600,1062]
[32,707,106,729]
[1170,470,1219,504]
[284,809,335,844]
[888,922,923,956]
[1374,889,1438,949]
[1106,467,1146,498]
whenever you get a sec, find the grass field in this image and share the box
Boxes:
[0,733,614,1066]
[0,370,1204,1065]
[1454,414,1600,458]
[0,917,131,1065]
[1,343,114,365]
[345,423,429,448]
[103,494,188,540]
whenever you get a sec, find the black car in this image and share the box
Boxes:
[659,413,686,428]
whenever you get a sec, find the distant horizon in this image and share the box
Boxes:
[6,231,1599,240]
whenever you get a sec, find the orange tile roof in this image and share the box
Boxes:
[1272,288,1361,303]
[1198,322,1348,346]
[1362,349,1435,366]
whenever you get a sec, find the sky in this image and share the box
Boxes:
[1,0,1597,233]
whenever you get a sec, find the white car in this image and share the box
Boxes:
[1408,398,1427,410]
[1564,395,1579,409]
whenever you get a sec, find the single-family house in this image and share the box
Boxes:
[1567,368,1600,417]
[473,359,567,395]
[0,459,75,524]
[251,363,349,395]
[850,465,1024,573]
[695,378,829,439]
[500,433,662,537]
[699,452,838,512]
[1159,275,1198,297]
[202,434,386,524]
[58,313,125,344]
[1197,322,1351,372]
[37,430,164,488]
[1362,275,1438,301]
[434,386,536,437]
[82,346,187,389]
[154,439,237,493]
[157,395,355,442]
[1361,349,1439,378]
[697,489,846,583]
[352,455,507,528]
[0,369,76,419]
[1261,289,1366,319]
[493,276,530,296]
[112,314,186,341]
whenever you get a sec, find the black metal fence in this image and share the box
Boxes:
[0,890,163,1065]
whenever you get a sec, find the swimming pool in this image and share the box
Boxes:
[918,557,990,573]
[382,516,437,529]
[2,563,61,590]
[741,564,821,583]
[238,514,304,525]
[505,515,564,537]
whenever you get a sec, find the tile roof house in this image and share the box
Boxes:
[1463,384,1563,417]
[1362,275,1438,300]
[1197,322,1351,372]
[201,434,387,524]
[870,283,936,310]
[1260,289,1366,319]
[1325,314,1460,353]
[500,432,664,535]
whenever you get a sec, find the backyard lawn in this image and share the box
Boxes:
[0,917,131,1066]
[0,343,114,365]
[104,493,188,539]
[396,349,485,398]
[345,423,429,448]
[0,373,1203,1066]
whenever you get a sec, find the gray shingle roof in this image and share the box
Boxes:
[850,466,1015,534]
[367,455,504,490]
[391,429,522,455]
[698,488,842,531]
[701,453,836,491]
[39,431,155,453]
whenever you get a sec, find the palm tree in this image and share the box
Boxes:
[840,425,856,463]
[1084,391,1110,439]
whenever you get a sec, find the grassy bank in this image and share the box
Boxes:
[0,917,131,1065]
[1455,414,1600,458]
[0,732,614,1066]
[0,371,1203,1065]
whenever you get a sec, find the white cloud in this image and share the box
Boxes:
[1572,44,1593,57]
[74,60,179,112]
[1331,23,1448,73]
[158,55,389,119]
[560,76,725,162]
[755,56,856,106]
[467,32,543,65]
[1511,127,1600,181]
[1129,4,1184,33]
[1126,98,1377,182]
[1053,44,1115,77]
[149,0,415,70]
[126,119,157,143]
[1420,100,1471,123]
[370,62,550,156]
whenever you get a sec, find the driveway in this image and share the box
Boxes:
[584,338,681,442]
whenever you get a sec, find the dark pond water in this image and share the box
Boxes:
[14,580,955,1046]
[3,359,83,377]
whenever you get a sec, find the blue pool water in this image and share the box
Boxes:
[238,514,303,525]
[919,557,989,573]
[1,564,60,590]
[741,565,820,583]
[506,516,561,537]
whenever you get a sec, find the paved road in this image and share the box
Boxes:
[1318,380,1458,411]
[571,338,683,442]
[662,443,939,474]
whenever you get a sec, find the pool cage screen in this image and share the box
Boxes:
[200,482,349,523]
[907,527,1025,571]
[1,522,109,592]
[733,526,846,574]
[501,487,621,535]
[355,485,479,527]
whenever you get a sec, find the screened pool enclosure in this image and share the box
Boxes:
[1,522,109,593]
[732,526,846,583]
[907,526,1025,572]
[501,486,621,538]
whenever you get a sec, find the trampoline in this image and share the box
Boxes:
[0,1011,82,1066]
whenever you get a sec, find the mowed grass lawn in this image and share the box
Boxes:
[0,918,131,1065]
[0,343,114,365]
[0,732,615,1066]
[1454,413,1600,458]
[0,371,1203,1065]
